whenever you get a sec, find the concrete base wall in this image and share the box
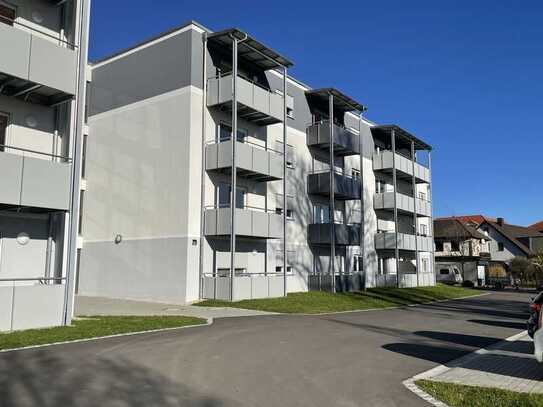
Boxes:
[79,237,194,304]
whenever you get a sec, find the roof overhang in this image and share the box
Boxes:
[207,28,293,71]
[371,125,432,151]
[305,88,366,114]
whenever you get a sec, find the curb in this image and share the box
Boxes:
[402,330,528,406]
[0,318,213,354]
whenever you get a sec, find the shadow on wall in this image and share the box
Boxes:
[0,349,229,407]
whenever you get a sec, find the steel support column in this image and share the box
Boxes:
[358,113,365,290]
[328,93,335,292]
[428,151,435,285]
[282,66,288,297]
[229,38,238,301]
[411,140,419,287]
[391,129,400,288]
[198,32,207,299]
[63,0,90,325]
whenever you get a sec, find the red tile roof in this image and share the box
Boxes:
[530,221,543,232]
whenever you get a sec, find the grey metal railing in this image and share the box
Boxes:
[0,144,72,163]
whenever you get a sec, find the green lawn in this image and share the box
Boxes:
[416,380,543,407]
[196,284,482,314]
[0,315,206,351]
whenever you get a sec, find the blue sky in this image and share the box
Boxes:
[89,1,543,226]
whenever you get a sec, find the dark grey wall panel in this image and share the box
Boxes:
[90,29,200,116]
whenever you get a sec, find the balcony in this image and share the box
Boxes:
[204,207,282,239]
[374,192,432,217]
[375,232,434,252]
[0,23,77,105]
[0,147,71,211]
[308,223,360,246]
[373,151,430,183]
[307,171,361,200]
[207,74,284,125]
[306,122,360,156]
[205,140,282,182]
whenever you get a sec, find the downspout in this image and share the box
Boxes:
[282,66,288,297]
[329,93,335,292]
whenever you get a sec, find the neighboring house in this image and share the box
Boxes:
[478,218,543,264]
[530,221,543,233]
[0,0,90,331]
[76,21,435,306]
[434,218,490,286]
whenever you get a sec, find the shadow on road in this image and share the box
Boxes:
[468,319,527,330]
[0,349,227,407]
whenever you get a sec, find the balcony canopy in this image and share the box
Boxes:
[306,88,367,115]
[371,125,432,151]
[208,28,294,71]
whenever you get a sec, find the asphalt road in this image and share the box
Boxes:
[0,290,531,407]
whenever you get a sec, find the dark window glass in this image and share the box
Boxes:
[0,4,15,26]
[0,115,7,152]
[498,242,504,252]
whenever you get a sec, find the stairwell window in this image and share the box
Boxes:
[498,242,504,252]
[0,3,15,26]
[0,114,8,152]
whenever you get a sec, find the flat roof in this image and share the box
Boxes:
[371,125,432,151]
[208,28,293,70]
[305,88,366,113]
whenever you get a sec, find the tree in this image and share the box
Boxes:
[531,251,543,284]
[510,257,532,287]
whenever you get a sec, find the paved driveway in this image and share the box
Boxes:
[0,290,531,407]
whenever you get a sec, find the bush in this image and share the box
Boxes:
[462,280,474,288]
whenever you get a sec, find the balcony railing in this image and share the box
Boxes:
[204,205,282,239]
[0,146,71,210]
[0,22,77,99]
[374,191,432,217]
[207,73,284,125]
[374,232,433,252]
[205,139,283,182]
[306,121,360,156]
[308,223,360,246]
[373,150,430,183]
[307,170,361,200]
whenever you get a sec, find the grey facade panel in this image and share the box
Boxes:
[0,24,31,80]
[90,29,196,116]
[0,153,23,206]
[29,35,77,95]
[20,157,71,210]
[10,285,65,331]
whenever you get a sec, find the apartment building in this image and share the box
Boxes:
[77,21,435,305]
[0,0,90,331]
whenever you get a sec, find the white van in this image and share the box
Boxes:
[436,265,463,285]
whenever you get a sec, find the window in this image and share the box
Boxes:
[353,255,363,272]
[217,184,245,209]
[275,207,294,220]
[421,258,428,273]
[435,241,444,251]
[420,224,427,236]
[352,169,361,181]
[498,242,504,252]
[219,123,247,143]
[0,114,7,152]
[451,241,460,251]
[81,134,88,178]
[418,191,426,200]
[78,190,84,234]
[0,3,15,26]
[440,269,450,275]
[313,204,330,224]
[217,268,246,277]
[275,91,295,119]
